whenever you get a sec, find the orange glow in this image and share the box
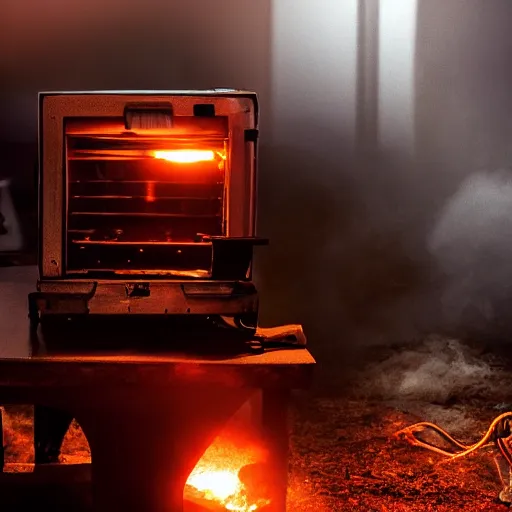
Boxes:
[187,470,258,511]
[145,182,156,202]
[185,438,270,512]
[153,149,215,163]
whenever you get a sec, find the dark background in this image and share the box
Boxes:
[3,0,512,379]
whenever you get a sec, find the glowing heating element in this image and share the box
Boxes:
[153,149,215,163]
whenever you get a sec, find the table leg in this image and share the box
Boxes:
[261,389,291,512]
[34,405,74,464]
[70,386,250,512]
[0,406,4,470]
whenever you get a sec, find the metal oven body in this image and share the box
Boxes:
[31,90,266,331]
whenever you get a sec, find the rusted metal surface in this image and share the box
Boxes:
[0,266,315,511]
[32,280,259,316]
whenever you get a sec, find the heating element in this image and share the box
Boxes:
[29,90,267,334]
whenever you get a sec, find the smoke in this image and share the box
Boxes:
[355,334,512,435]
[361,336,496,404]
[427,170,512,337]
[351,170,512,405]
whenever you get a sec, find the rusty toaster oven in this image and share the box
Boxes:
[29,90,267,334]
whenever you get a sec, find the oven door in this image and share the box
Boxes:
[38,93,257,279]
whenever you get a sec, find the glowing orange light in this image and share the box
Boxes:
[187,468,259,511]
[153,149,215,163]
[145,182,155,202]
[185,439,270,512]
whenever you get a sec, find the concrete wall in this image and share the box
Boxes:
[415,0,512,172]
[269,0,359,151]
[0,0,271,142]
[414,0,512,339]
[257,0,428,358]
[378,0,417,154]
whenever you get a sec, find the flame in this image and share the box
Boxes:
[187,470,240,502]
[185,438,270,512]
[187,470,258,511]
[153,149,215,163]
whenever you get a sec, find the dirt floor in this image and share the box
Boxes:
[1,397,509,512]
[2,337,512,511]
[288,397,508,511]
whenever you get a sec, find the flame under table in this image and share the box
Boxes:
[0,266,315,512]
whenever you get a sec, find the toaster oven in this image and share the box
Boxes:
[29,90,267,334]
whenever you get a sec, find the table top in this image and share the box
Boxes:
[0,266,315,388]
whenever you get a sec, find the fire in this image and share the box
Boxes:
[187,470,258,511]
[187,470,240,502]
[185,438,270,512]
[153,149,215,163]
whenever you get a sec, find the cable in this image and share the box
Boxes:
[395,412,512,463]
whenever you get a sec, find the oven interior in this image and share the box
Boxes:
[64,115,229,277]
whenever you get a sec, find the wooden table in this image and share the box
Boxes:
[0,266,315,511]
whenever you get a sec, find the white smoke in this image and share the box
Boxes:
[360,336,496,403]
[355,335,511,435]
[427,169,512,331]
